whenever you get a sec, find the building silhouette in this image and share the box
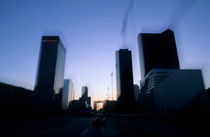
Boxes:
[138,29,205,113]
[0,82,33,114]
[79,86,91,108]
[138,29,180,80]
[69,86,91,114]
[116,49,135,108]
[81,86,88,98]
[140,69,204,113]
[34,36,66,109]
[62,79,73,110]
[133,84,140,101]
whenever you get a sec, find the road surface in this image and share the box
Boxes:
[0,116,209,137]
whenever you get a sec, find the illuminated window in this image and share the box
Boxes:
[43,40,58,43]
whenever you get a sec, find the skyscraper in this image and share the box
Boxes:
[81,86,88,98]
[138,29,180,80]
[35,36,66,108]
[62,79,74,110]
[116,49,135,106]
[79,86,91,109]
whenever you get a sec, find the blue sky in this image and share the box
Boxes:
[0,0,209,101]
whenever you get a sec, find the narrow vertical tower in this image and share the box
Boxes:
[35,36,66,109]
[116,49,135,108]
[62,79,73,110]
[81,86,88,98]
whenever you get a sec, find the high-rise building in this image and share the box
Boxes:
[79,86,91,109]
[140,69,204,113]
[35,36,66,108]
[81,86,88,98]
[138,29,180,80]
[116,49,135,105]
[62,79,73,110]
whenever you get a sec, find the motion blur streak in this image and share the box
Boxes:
[121,0,134,46]
[167,0,197,27]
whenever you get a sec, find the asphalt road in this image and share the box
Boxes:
[0,116,209,137]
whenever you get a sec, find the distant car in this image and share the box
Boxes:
[92,113,108,127]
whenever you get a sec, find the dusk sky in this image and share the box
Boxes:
[0,0,209,101]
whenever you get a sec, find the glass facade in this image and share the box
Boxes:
[35,36,66,107]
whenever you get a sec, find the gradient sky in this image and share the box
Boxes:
[0,0,210,102]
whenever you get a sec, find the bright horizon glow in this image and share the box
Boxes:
[0,0,210,101]
[96,102,104,111]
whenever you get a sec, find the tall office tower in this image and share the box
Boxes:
[138,29,180,80]
[116,49,135,106]
[35,36,66,108]
[80,86,91,108]
[81,86,88,98]
[62,79,73,110]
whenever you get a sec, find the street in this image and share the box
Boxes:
[0,115,209,137]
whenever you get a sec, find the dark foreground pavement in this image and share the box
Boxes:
[0,115,209,137]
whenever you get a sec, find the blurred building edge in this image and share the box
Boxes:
[133,84,140,101]
[62,79,74,110]
[116,49,135,113]
[138,29,180,82]
[68,86,91,115]
[0,82,33,114]
[103,100,117,114]
[34,36,66,110]
[79,86,91,108]
[183,88,210,114]
[81,86,88,99]
[140,69,204,113]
